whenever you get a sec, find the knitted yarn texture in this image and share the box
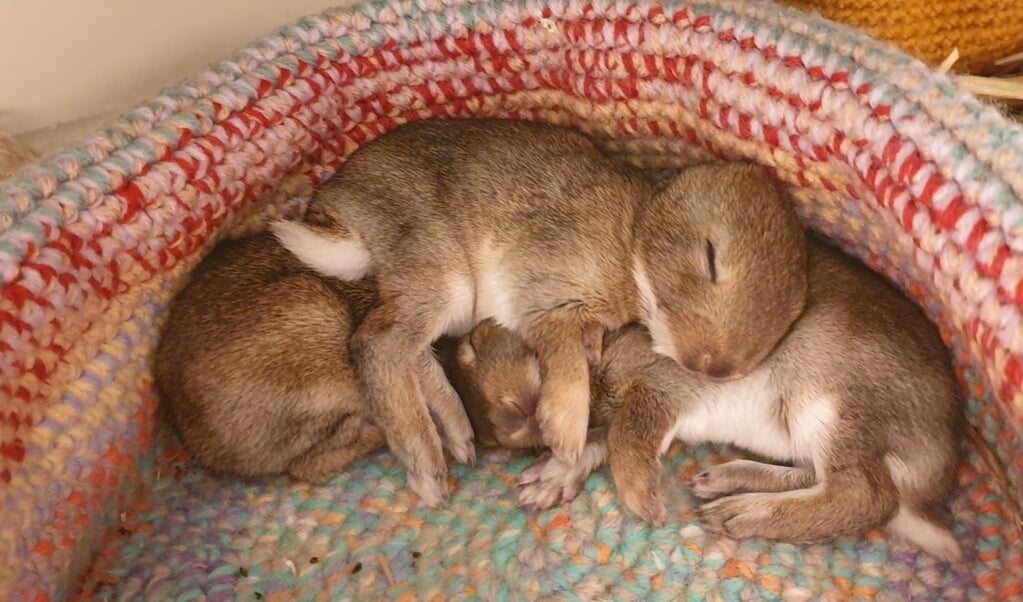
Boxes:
[779,0,1023,72]
[1,0,1022,599]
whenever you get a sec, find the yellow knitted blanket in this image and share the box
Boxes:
[779,0,1023,72]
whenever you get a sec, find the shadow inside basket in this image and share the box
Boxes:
[74,416,1020,601]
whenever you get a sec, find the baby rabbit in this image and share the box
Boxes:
[272,118,808,506]
[607,231,963,563]
[153,230,388,482]
[434,322,545,451]
[462,234,964,562]
[436,320,606,450]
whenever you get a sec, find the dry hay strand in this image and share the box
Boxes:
[957,75,1023,102]
[939,48,1023,121]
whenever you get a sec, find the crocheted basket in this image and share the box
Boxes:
[2,0,1023,599]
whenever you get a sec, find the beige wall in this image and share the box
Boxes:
[0,0,359,149]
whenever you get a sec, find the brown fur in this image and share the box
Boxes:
[679,234,964,561]
[153,232,387,482]
[633,164,807,377]
[437,321,608,450]
[150,229,576,485]
[435,322,544,450]
[154,231,540,482]
[272,119,807,505]
[460,234,965,562]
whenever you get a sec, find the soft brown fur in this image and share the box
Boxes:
[632,161,807,377]
[272,118,807,506]
[153,232,386,482]
[460,234,965,562]
[435,322,544,450]
[153,231,539,483]
[437,321,606,450]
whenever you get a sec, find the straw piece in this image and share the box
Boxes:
[957,75,1023,101]
[995,50,1023,66]
[937,48,960,74]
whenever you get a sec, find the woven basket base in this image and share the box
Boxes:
[72,419,1020,600]
[57,180,1023,601]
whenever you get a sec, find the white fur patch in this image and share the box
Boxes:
[271,220,372,280]
[442,275,476,337]
[787,396,837,477]
[884,454,927,495]
[434,240,523,338]
[475,240,518,329]
[632,255,679,362]
[886,504,962,563]
[664,370,781,457]
[664,375,835,470]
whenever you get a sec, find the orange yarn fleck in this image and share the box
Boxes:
[778,0,1023,72]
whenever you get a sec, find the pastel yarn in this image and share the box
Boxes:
[1,1,1022,599]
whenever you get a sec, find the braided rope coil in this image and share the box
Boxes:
[1,0,1022,598]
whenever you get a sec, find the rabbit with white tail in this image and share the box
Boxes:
[272,119,807,506]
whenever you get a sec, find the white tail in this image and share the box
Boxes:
[271,220,373,281]
[886,504,962,563]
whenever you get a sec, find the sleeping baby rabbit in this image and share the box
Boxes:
[153,227,543,483]
[272,119,808,506]
[153,230,389,482]
[449,238,964,563]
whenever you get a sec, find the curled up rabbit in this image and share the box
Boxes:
[448,235,964,563]
[153,227,539,483]
[272,118,808,505]
[153,230,387,482]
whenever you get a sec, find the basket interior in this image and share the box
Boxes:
[2,1,1023,599]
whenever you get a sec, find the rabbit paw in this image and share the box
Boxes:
[517,452,590,510]
[698,494,775,539]
[407,467,450,508]
[441,431,477,466]
[537,383,589,464]
[616,471,667,526]
[688,467,739,500]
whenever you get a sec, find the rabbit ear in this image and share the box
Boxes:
[456,337,477,367]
